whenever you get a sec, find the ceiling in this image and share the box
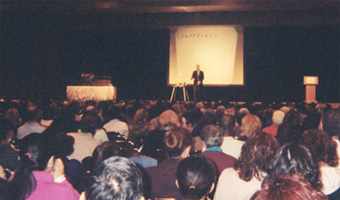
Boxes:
[1,1,339,28]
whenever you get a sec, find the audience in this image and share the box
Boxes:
[1,99,339,199]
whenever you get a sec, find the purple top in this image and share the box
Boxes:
[26,171,79,200]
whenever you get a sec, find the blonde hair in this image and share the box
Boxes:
[241,114,262,137]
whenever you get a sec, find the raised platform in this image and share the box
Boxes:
[66,86,116,102]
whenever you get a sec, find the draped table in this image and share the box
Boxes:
[66,86,116,102]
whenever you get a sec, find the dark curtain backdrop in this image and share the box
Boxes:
[1,13,339,102]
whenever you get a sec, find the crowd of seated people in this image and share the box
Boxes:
[0,98,339,199]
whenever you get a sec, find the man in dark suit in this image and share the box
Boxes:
[191,64,204,102]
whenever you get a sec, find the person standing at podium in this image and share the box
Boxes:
[191,64,204,102]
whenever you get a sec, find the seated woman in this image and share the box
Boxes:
[269,142,321,191]
[300,129,340,195]
[214,132,280,200]
[250,174,328,200]
[145,127,192,199]
[176,154,217,200]
[8,133,79,200]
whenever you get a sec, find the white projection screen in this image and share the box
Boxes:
[169,25,244,86]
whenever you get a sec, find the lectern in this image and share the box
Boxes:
[170,82,189,101]
[303,76,318,103]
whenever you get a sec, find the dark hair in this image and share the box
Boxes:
[91,141,120,171]
[10,133,54,200]
[107,105,122,120]
[0,119,14,143]
[24,105,39,122]
[219,114,236,136]
[300,129,338,167]
[276,110,302,145]
[164,127,192,157]
[235,132,280,181]
[85,156,144,200]
[79,115,97,135]
[176,155,217,200]
[269,143,321,190]
[200,125,223,148]
[322,108,340,137]
[251,174,328,200]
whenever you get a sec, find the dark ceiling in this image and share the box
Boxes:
[1,1,339,28]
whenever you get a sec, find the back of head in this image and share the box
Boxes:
[200,125,223,148]
[240,114,262,138]
[300,129,338,167]
[158,109,181,130]
[176,155,217,200]
[270,143,321,190]
[0,119,14,144]
[219,114,236,136]
[164,127,192,158]
[85,156,143,200]
[322,107,340,138]
[251,174,328,200]
[236,132,280,181]
[272,110,285,126]
[92,141,120,171]
[25,105,39,122]
[80,115,97,135]
[107,105,121,120]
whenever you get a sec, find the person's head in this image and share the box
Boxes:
[272,110,285,126]
[11,133,55,199]
[219,114,236,137]
[250,174,328,200]
[25,105,39,122]
[164,127,192,158]
[83,156,144,200]
[270,143,321,190]
[91,141,121,171]
[133,108,148,123]
[80,115,97,135]
[235,132,280,181]
[0,119,15,145]
[158,109,181,130]
[240,114,262,138]
[4,107,21,127]
[321,107,340,138]
[54,133,75,159]
[300,129,338,167]
[107,105,121,120]
[176,155,217,200]
[200,125,223,148]
[196,64,200,70]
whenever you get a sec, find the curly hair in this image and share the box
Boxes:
[300,129,339,167]
[235,132,280,181]
[164,127,192,157]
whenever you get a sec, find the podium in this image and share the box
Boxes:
[170,83,189,101]
[303,76,318,103]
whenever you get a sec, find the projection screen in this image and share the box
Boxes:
[169,25,244,86]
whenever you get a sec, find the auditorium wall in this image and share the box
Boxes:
[1,13,339,102]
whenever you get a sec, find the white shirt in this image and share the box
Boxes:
[220,136,245,159]
[320,138,340,195]
[214,168,265,200]
[17,122,46,140]
[67,131,98,162]
[103,119,129,138]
